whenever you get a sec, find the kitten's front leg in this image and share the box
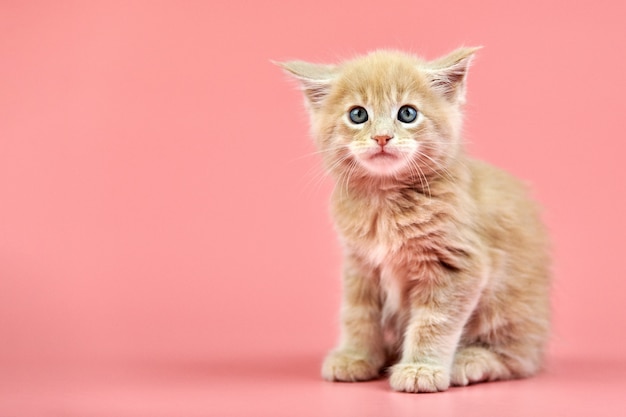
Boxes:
[322,256,385,382]
[389,268,483,393]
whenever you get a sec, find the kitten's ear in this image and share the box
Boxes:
[274,60,336,108]
[426,47,482,104]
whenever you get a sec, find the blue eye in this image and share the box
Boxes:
[348,106,368,124]
[398,105,418,123]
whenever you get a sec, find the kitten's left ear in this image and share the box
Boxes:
[426,47,482,105]
[274,60,336,109]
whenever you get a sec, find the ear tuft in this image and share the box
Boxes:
[426,47,482,104]
[274,60,336,108]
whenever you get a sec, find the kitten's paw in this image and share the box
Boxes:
[321,350,383,382]
[389,363,450,393]
[450,346,510,386]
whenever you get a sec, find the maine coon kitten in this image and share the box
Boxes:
[277,48,550,393]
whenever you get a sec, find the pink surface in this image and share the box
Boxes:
[1,1,625,416]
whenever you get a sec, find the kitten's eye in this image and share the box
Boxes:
[348,106,368,124]
[397,105,418,123]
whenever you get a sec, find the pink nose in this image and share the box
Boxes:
[372,135,393,147]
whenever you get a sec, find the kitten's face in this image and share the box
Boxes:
[324,59,439,178]
[280,49,477,183]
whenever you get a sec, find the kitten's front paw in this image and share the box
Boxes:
[389,363,450,393]
[321,350,383,382]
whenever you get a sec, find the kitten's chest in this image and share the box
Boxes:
[334,191,455,341]
[341,206,402,266]
[333,191,438,267]
[360,224,402,267]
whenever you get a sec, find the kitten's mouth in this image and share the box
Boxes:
[369,150,398,161]
[355,149,407,175]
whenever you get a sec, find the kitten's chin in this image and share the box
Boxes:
[357,150,408,176]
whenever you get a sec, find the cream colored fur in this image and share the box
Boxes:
[278,48,550,393]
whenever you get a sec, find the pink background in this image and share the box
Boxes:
[1,1,625,416]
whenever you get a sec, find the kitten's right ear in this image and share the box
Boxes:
[273,60,336,108]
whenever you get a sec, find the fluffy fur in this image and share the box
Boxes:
[278,48,550,393]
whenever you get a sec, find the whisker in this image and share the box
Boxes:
[325,152,356,201]
[341,159,359,201]
[287,145,352,164]
[414,146,460,184]
[296,144,352,190]
[408,157,431,198]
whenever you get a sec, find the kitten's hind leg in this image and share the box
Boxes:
[450,345,512,386]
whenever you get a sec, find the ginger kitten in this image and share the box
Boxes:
[277,48,550,393]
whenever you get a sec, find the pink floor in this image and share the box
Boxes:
[2,353,625,416]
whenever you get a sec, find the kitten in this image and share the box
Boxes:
[277,48,550,393]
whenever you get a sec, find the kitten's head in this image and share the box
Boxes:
[278,48,479,185]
